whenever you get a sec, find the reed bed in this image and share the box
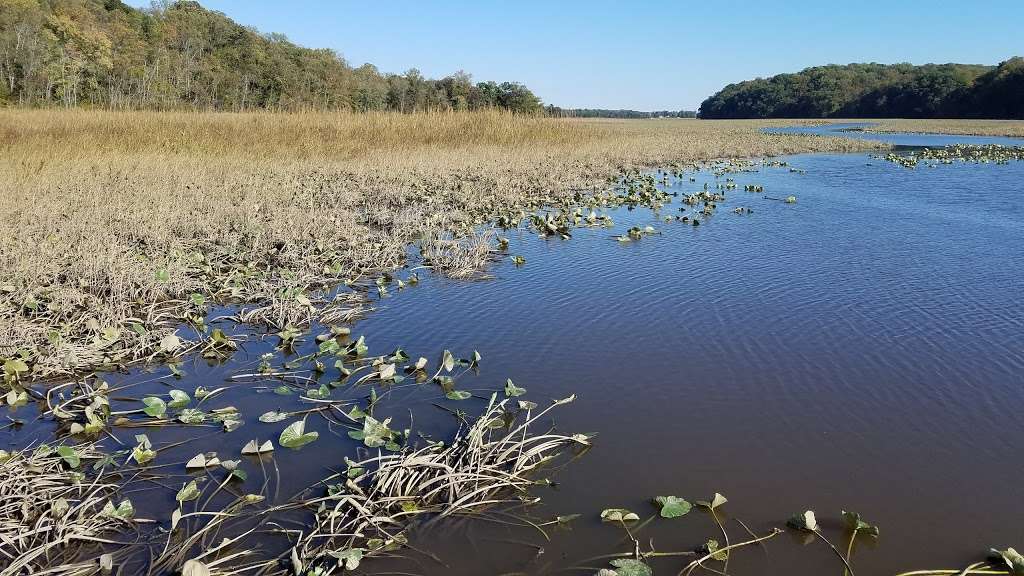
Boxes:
[266,393,586,575]
[865,119,1024,138]
[0,444,132,576]
[0,109,882,381]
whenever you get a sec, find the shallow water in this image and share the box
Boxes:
[7,128,1024,575]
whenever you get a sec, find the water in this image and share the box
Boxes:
[7,128,1024,575]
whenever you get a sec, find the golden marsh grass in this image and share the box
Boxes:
[0,110,882,379]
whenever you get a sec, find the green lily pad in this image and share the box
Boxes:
[653,495,692,518]
[142,397,166,418]
[279,419,319,449]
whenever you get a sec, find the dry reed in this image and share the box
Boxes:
[0,110,883,381]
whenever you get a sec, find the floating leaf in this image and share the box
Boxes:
[176,480,201,502]
[653,495,692,518]
[168,389,191,409]
[185,453,220,469]
[160,333,182,354]
[696,492,728,510]
[788,510,818,532]
[606,558,652,576]
[989,548,1024,575]
[329,548,364,570]
[241,440,274,455]
[504,378,526,397]
[348,415,392,448]
[141,397,166,418]
[259,411,290,423]
[704,539,728,561]
[178,409,205,424]
[842,510,879,537]
[446,390,472,401]
[57,446,80,469]
[102,499,134,519]
[132,445,156,465]
[279,419,319,449]
[600,508,639,522]
[441,349,455,373]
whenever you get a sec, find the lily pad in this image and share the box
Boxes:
[653,495,692,518]
[787,510,818,532]
[696,492,728,510]
[142,397,166,418]
[600,508,639,522]
[279,419,319,449]
[176,480,201,502]
[446,390,472,401]
[504,378,527,397]
[259,410,290,423]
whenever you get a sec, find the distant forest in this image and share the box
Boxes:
[699,60,1024,119]
[544,107,696,119]
[0,0,544,112]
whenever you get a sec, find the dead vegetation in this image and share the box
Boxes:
[267,393,587,575]
[865,118,1024,138]
[0,444,133,576]
[0,110,883,382]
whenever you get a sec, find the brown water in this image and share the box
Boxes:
[7,127,1024,575]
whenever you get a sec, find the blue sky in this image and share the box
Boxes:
[124,1,1024,110]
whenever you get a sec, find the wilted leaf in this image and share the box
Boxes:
[504,378,526,397]
[697,492,728,510]
[241,439,274,455]
[990,548,1024,575]
[176,480,201,502]
[446,390,472,401]
[607,558,652,576]
[842,510,879,537]
[178,409,205,424]
[160,333,182,353]
[788,510,818,532]
[181,559,210,576]
[600,508,639,522]
[441,349,455,372]
[259,410,290,423]
[329,548,364,570]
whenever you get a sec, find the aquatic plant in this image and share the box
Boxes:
[0,443,133,576]
[272,393,588,574]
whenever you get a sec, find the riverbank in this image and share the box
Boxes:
[0,110,883,383]
[862,119,1024,138]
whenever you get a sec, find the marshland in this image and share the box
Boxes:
[4,2,1024,576]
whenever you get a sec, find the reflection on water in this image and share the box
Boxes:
[6,128,1024,575]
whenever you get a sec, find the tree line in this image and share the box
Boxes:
[0,0,544,113]
[699,60,1024,119]
[544,107,696,119]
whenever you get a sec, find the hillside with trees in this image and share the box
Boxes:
[0,0,543,112]
[699,59,1024,119]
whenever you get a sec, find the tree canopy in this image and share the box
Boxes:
[698,60,1023,119]
[544,107,696,119]
[0,0,544,113]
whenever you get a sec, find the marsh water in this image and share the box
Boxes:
[7,126,1024,575]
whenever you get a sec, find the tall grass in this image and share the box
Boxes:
[0,109,881,379]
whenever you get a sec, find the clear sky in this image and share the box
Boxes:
[124,1,1024,111]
